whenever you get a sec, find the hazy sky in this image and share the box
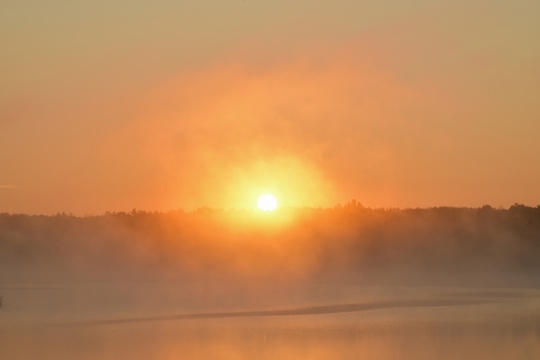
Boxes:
[1,0,540,214]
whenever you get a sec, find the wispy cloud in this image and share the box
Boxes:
[0,185,17,189]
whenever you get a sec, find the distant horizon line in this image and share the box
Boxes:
[1,202,539,217]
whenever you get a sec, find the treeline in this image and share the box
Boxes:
[1,203,540,286]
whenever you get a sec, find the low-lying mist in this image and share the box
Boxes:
[1,203,540,287]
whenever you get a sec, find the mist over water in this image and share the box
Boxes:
[3,0,540,357]
[1,204,540,359]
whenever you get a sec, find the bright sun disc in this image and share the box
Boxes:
[257,194,278,211]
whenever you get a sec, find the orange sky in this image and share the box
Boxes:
[1,1,540,214]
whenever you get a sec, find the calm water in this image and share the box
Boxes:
[1,283,540,359]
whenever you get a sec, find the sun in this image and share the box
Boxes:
[257,194,278,211]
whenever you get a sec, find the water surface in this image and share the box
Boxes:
[1,284,539,359]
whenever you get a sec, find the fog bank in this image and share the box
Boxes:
[1,203,539,287]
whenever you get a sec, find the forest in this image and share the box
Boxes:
[1,203,540,286]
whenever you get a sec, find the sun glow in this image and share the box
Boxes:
[257,194,278,211]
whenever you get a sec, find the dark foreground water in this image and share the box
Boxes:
[1,283,540,359]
